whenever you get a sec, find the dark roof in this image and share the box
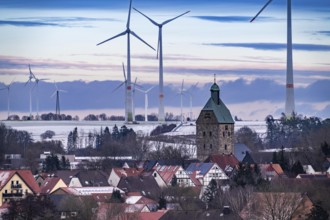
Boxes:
[234,143,251,162]
[117,175,160,198]
[144,159,200,171]
[74,170,109,187]
[201,97,234,124]
[242,152,274,164]
[186,163,214,176]
[51,170,80,185]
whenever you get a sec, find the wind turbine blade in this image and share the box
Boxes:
[130,31,155,51]
[133,8,159,26]
[135,87,145,93]
[181,79,184,92]
[146,85,155,93]
[111,82,125,93]
[127,0,133,28]
[51,91,57,98]
[59,90,67,93]
[250,0,273,22]
[97,30,127,46]
[122,62,127,81]
[162,11,190,26]
[24,79,30,86]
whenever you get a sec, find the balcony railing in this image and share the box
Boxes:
[3,193,23,198]
[11,184,22,189]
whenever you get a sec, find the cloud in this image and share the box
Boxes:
[207,43,330,52]
[315,31,330,36]
[193,16,252,23]
[0,17,116,28]
[0,20,61,27]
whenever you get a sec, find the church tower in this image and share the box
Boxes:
[196,78,235,161]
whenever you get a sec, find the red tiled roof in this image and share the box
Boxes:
[113,168,144,177]
[0,170,40,194]
[207,154,239,170]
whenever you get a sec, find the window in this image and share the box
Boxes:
[153,173,157,177]
[210,144,212,149]
[225,144,227,150]
[203,132,206,137]
[225,125,228,130]
[209,131,212,137]
[203,144,206,149]
[223,132,225,137]
[228,132,230,137]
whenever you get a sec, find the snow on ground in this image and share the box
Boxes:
[1,120,267,148]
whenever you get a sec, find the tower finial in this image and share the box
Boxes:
[214,74,216,84]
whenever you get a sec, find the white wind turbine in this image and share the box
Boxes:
[111,63,128,114]
[133,8,190,122]
[33,73,48,120]
[186,83,198,121]
[51,81,66,117]
[25,64,36,119]
[251,0,295,117]
[0,79,14,120]
[178,79,186,123]
[136,85,155,122]
[97,0,155,123]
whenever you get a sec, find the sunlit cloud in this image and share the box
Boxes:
[207,43,330,52]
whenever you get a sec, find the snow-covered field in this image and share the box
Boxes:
[1,120,267,147]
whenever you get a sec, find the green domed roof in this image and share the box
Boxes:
[210,83,220,91]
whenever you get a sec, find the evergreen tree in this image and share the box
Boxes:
[72,127,78,149]
[112,125,120,141]
[201,179,217,210]
[110,190,123,203]
[60,155,70,170]
[171,175,178,187]
[278,145,288,171]
[291,161,305,177]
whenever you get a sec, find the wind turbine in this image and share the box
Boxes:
[0,79,14,120]
[250,0,295,117]
[178,79,186,123]
[133,8,190,122]
[136,85,155,122]
[97,0,155,123]
[33,74,48,120]
[186,83,198,121]
[111,63,128,117]
[51,82,66,117]
[25,64,36,119]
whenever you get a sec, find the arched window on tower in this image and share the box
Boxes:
[209,131,212,137]
[203,132,206,137]
[210,144,213,149]
[225,144,227,150]
[203,144,206,149]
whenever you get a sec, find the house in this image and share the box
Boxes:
[0,170,40,206]
[160,209,239,220]
[40,177,67,195]
[108,168,144,187]
[185,163,228,186]
[196,81,235,161]
[204,154,239,176]
[152,165,196,187]
[117,175,160,198]
[51,186,124,196]
[239,192,313,220]
[296,174,330,179]
[52,170,109,187]
[125,195,158,211]
[258,163,285,180]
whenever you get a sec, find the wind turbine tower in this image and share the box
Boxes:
[251,0,295,117]
[133,8,190,122]
[178,79,185,124]
[97,0,155,122]
[25,65,36,119]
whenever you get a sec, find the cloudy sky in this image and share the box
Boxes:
[0,0,329,120]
